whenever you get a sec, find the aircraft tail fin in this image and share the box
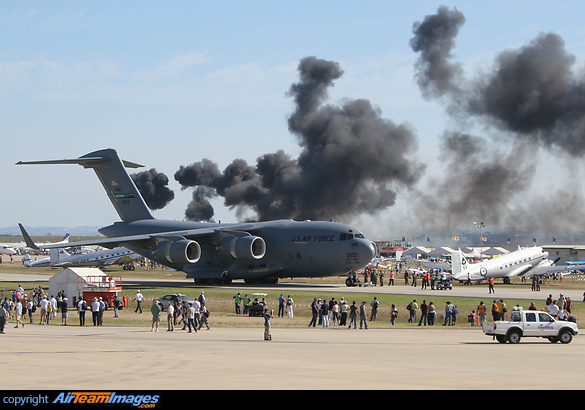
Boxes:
[451,248,469,278]
[19,223,39,250]
[17,149,154,222]
[50,248,70,264]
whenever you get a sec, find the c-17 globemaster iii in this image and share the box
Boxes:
[17,148,376,284]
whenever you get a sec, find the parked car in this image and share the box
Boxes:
[156,294,194,310]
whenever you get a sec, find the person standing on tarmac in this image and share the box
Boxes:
[359,301,368,330]
[264,309,273,340]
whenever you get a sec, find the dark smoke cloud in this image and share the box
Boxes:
[422,131,536,224]
[409,6,466,99]
[409,6,585,233]
[411,6,585,155]
[468,32,585,155]
[131,169,175,210]
[185,187,216,221]
[175,56,424,222]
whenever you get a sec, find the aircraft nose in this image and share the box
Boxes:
[360,240,376,263]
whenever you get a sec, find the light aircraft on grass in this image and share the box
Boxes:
[16,148,376,284]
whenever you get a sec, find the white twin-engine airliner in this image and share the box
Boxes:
[451,246,572,282]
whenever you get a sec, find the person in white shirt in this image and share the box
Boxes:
[49,296,57,319]
[91,298,100,326]
[133,290,144,313]
[27,300,34,324]
[187,303,196,333]
[166,303,174,331]
[547,302,559,318]
[39,296,49,324]
[14,300,24,328]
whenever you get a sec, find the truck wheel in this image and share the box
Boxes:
[548,336,559,343]
[507,330,521,344]
[559,330,573,344]
[496,335,507,343]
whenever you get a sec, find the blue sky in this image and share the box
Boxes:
[3,1,585,238]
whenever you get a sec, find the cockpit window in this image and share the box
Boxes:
[340,232,364,241]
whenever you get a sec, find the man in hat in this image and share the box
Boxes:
[151,300,162,332]
[133,290,143,313]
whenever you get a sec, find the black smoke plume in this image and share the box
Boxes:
[409,5,466,99]
[175,56,424,222]
[411,6,585,155]
[131,169,175,210]
[410,6,585,232]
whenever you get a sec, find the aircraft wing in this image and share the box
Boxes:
[41,233,154,250]
[103,254,137,266]
[507,264,535,277]
[420,261,451,270]
[522,265,580,277]
[40,224,261,250]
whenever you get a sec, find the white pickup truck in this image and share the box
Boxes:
[482,308,579,344]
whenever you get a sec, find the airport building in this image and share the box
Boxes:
[542,245,585,264]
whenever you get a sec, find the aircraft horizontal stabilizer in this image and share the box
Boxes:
[16,157,143,169]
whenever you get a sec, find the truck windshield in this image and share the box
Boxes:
[539,313,554,323]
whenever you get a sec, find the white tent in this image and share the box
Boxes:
[49,267,106,307]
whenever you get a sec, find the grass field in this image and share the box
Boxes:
[2,255,584,330]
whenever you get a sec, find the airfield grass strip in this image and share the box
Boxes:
[1,279,582,330]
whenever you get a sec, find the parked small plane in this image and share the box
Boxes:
[19,223,139,269]
[0,232,70,255]
[23,247,139,269]
[0,245,17,256]
[451,246,575,283]
[17,148,376,284]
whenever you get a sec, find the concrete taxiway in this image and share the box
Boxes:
[2,272,584,390]
[1,323,584,390]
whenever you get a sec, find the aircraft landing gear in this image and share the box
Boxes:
[345,270,360,287]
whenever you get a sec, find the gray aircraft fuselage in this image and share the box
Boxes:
[100,218,375,283]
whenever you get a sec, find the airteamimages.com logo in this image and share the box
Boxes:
[3,392,160,408]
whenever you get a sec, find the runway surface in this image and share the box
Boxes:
[1,323,583,390]
[1,272,584,390]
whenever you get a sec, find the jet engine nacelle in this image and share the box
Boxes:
[155,239,201,264]
[220,236,266,260]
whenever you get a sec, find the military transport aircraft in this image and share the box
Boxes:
[451,246,576,283]
[17,148,376,284]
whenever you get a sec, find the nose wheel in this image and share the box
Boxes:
[345,270,360,287]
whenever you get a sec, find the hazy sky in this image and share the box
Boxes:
[3,1,585,239]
